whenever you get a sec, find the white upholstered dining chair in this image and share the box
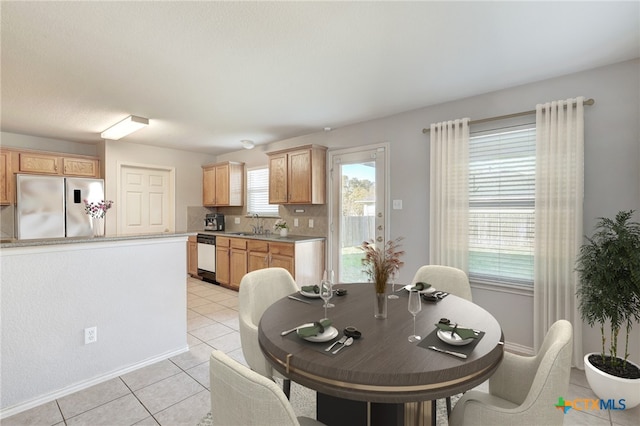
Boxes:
[411,264,473,301]
[210,350,326,426]
[411,264,472,417]
[448,319,573,426]
[239,267,299,398]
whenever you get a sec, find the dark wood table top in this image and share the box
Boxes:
[259,283,504,403]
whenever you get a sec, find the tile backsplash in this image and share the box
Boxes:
[0,206,15,238]
[216,204,327,237]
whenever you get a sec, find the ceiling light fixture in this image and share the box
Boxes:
[101,115,149,140]
[241,139,255,150]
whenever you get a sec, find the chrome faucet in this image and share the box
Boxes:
[251,213,264,234]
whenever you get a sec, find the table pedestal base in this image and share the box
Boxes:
[317,393,434,426]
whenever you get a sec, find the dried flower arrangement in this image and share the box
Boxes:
[83,199,113,219]
[360,237,405,293]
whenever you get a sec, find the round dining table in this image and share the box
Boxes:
[258,283,504,426]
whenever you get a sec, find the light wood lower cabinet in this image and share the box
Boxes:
[229,238,248,290]
[216,237,231,287]
[247,238,324,287]
[187,236,199,277]
[218,236,325,290]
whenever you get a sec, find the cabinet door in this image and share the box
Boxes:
[187,238,199,276]
[203,167,216,206]
[0,150,12,205]
[216,245,230,285]
[19,152,61,174]
[229,248,247,290]
[63,157,99,177]
[270,253,295,277]
[288,149,312,203]
[247,240,269,272]
[215,164,230,205]
[268,153,288,204]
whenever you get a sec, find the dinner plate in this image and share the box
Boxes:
[300,289,321,298]
[437,329,474,346]
[403,284,436,294]
[298,325,339,342]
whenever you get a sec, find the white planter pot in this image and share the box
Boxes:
[584,353,640,409]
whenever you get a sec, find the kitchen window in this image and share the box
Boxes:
[246,167,279,216]
[469,126,535,288]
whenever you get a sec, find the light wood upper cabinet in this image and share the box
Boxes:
[267,145,327,205]
[202,161,244,207]
[0,150,12,205]
[63,157,99,177]
[19,152,61,174]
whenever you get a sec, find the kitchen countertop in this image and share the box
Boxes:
[0,231,194,249]
[196,230,325,243]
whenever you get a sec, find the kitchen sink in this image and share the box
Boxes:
[228,232,253,236]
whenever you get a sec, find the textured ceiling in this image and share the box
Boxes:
[1,1,639,155]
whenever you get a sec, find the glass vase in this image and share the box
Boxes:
[374,291,388,319]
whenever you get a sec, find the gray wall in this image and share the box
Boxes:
[219,58,640,359]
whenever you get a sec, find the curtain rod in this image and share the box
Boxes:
[422,98,595,134]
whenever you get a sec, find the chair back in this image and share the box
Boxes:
[517,319,573,412]
[239,267,299,377]
[210,350,300,426]
[411,265,472,301]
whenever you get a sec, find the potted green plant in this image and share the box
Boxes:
[576,210,640,408]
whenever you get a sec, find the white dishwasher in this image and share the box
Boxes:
[197,234,217,283]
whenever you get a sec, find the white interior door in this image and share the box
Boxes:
[328,144,388,283]
[119,164,175,234]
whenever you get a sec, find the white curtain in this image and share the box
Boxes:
[429,118,470,269]
[534,97,584,368]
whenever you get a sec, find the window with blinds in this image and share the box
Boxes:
[246,167,279,216]
[469,126,535,287]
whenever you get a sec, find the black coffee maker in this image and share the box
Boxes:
[204,213,225,231]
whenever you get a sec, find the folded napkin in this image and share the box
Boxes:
[301,285,320,294]
[435,323,478,340]
[297,319,332,337]
[411,281,432,291]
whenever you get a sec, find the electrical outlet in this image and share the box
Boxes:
[308,219,314,228]
[294,218,299,227]
[234,217,240,224]
[393,199,403,210]
[85,327,97,344]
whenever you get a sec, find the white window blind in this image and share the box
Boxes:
[469,127,535,287]
[246,167,279,216]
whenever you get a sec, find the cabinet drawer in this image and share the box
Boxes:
[230,238,247,250]
[247,240,269,252]
[216,237,230,247]
[269,242,294,257]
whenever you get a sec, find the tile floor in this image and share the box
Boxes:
[4,276,640,425]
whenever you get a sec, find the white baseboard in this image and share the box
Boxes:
[0,345,189,420]
[504,341,534,356]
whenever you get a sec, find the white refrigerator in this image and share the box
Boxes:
[16,174,105,239]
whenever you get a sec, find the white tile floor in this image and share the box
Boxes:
[4,276,639,425]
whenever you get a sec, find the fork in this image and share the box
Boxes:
[325,335,347,352]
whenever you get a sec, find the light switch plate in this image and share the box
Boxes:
[234,217,240,224]
[309,219,314,228]
[393,200,403,210]
[294,218,299,227]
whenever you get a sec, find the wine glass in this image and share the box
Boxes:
[327,270,335,308]
[408,289,422,342]
[320,279,333,319]
[388,269,399,299]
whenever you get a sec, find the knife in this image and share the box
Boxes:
[428,345,467,359]
[287,295,311,304]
